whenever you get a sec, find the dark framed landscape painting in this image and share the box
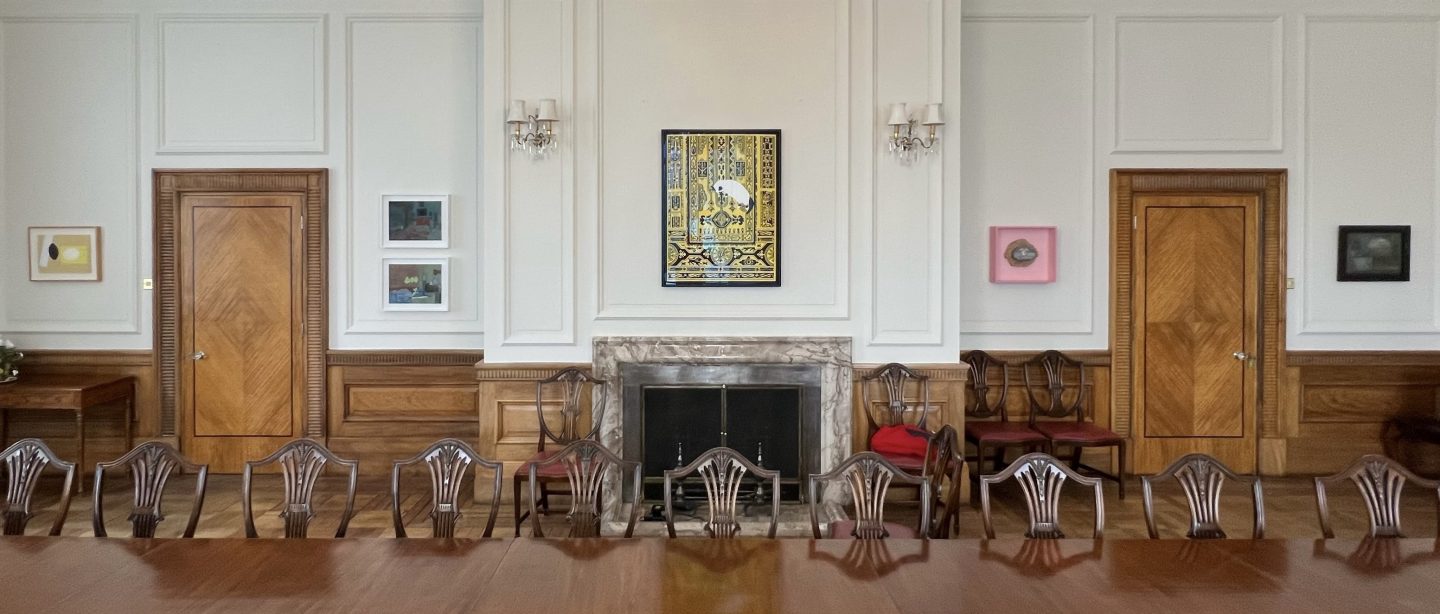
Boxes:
[1337,225,1410,282]
[661,129,780,287]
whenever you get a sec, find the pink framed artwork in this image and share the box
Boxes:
[989,226,1056,283]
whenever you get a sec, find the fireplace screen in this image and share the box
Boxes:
[640,385,803,501]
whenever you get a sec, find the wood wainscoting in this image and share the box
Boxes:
[326,351,485,473]
[1279,351,1440,475]
[476,363,594,502]
[955,351,1114,471]
[850,363,971,455]
[2,351,159,461]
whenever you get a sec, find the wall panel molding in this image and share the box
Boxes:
[156,14,327,154]
[327,350,485,367]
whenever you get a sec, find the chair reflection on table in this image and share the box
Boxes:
[1312,537,1440,575]
[976,539,1102,577]
[806,539,930,579]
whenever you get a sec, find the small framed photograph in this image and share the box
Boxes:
[1338,225,1410,282]
[384,258,449,311]
[383,195,449,248]
[989,226,1056,283]
[29,226,102,281]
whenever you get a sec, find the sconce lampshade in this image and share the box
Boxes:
[886,103,909,126]
[536,99,558,122]
[922,103,943,126]
[506,100,528,124]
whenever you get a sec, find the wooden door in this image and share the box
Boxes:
[180,194,306,472]
[1132,194,1259,472]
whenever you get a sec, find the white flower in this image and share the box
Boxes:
[1,339,12,349]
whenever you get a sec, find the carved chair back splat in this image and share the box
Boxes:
[980,452,1105,539]
[528,439,642,538]
[1022,350,1087,422]
[536,368,608,449]
[1141,453,1264,539]
[926,426,965,538]
[93,442,208,538]
[2,438,75,536]
[808,451,931,540]
[242,439,359,539]
[1314,454,1440,539]
[392,439,503,539]
[860,363,932,437]
[962,351,1011,420]
[664,446,781,539]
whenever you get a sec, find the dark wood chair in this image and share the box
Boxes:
[808,451,930,540]
[2,438,75,536]
[980,452,1104,539]
[859,363,931,474]
[527,439,641,538]
[1023,350,1126,499]
[392,438,502,538]
[663,446,780,538]
[513,367,607,537]
[1314,454,1440,538]
[93,442,208,538]
[925,425,963,538]
[962,351,1046,476]
[1141,453,1264,539]
[242,439,359,539]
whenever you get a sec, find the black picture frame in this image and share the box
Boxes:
[660,129,781,287]
[1337,225,1410,282]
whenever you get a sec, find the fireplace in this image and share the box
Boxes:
[624,364,820,501]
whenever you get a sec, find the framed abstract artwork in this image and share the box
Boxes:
[661,129,780,287]
[1337,225,1410,282]
[383,195,449,248]
[989,226,1056,283]
[384,258,449,311]
[29,226,101,281]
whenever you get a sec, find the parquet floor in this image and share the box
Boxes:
[15,473,1438,540]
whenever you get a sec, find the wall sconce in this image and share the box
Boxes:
[886,103,943,163]
[506,98,559,158]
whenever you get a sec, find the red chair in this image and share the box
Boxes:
[512,367,607,536]
[859,363,931,474]
[1024,350,1126,499]
[962,351,1046,478]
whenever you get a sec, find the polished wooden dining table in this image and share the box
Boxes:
[1,537,1437,613]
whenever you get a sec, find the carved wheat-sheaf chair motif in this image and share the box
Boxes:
[2,438,75,536]
[514,368,608,536]
[925,425,964,538]
[243,439,359,539]
[962,351,1046,479]
[980,452,1104,539]
[1024,351,1126,499]
[93,442,208,538]
[528,439,640,538]
[664,446,780,538]
[393,439,502,538]
[809,451,930,540]
[1142,453,1264,539]
[1314,454,1440,539]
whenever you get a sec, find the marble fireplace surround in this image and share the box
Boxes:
[592,336,853,526]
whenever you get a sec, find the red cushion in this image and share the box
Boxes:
[517,450,571,478]
[828,520,918,539]
[965,421,1046,444]
[879,452,926,473]
[871,424,930,458]
[1033,421,1123,444]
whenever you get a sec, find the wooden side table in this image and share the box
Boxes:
[0,374,135,494]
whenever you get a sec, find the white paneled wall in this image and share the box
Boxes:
[0,0,483,350]
[962,0,1440,351]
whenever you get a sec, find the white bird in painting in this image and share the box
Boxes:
[712,180,754,211]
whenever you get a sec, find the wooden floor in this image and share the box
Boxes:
[17,474,1438,540]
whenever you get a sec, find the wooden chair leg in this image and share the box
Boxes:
[1116,441,1127,500]
[539,481,551,514]
[1070,446,1082,471]
[992,447,1004,474]
[512,476,524,537]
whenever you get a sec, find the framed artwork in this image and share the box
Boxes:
[1337,225,1410,282]
[661,129,780,287]
[384,258,449,311]
[989,226,1056,283]
[29,226,101,281]
[383,195,449,248]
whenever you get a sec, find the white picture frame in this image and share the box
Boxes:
[383,258,450,311]
[382,195,450,249]
[29,226,102,281]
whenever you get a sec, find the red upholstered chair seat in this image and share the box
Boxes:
[1033,421,1123,444]
[965,421,1046,444]
[878,452,926,473]
[827,520,919,539]
[516,450,572,478]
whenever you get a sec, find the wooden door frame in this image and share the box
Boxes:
[1111,169,1286,473]
[153,169,328,443]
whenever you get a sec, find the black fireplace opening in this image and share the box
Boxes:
[640,385,803,502]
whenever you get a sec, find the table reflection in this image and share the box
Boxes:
[1312,538,1440,575]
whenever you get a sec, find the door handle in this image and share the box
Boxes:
[192,351,207,361]
[1232,351,1250,361]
